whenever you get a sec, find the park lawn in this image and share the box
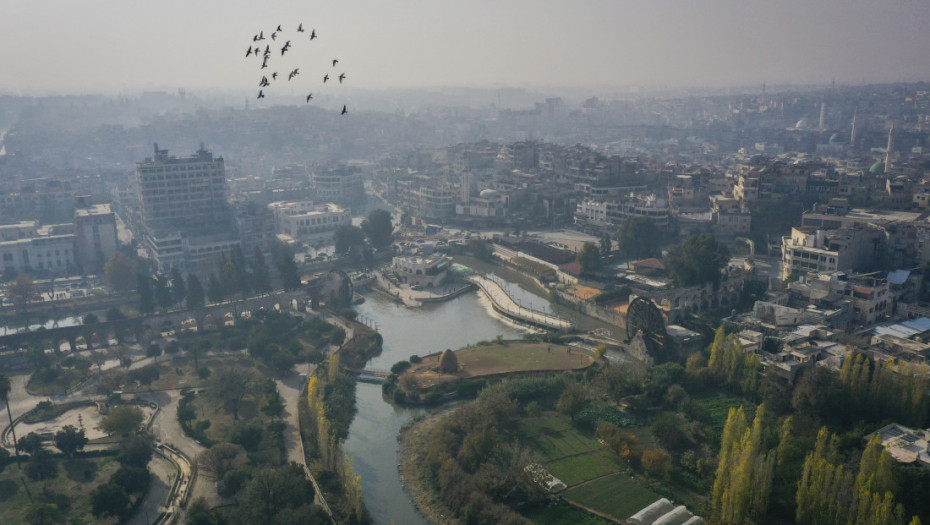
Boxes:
[546,449,622,486]
[125,354,260,392]
[26,367,88,395]
[563,473,662,522]
[409,343,594,389]
[523,501,611,525]
[517,415,600,462]
[0,456,119,525]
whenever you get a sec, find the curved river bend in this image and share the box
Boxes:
[344,287,535,525]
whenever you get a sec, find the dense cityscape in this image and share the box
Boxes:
[0,80,929,525]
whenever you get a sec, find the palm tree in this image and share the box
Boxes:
[0,373,17,455]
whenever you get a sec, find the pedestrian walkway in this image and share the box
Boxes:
[467,275,574,331]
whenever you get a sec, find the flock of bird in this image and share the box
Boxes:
[246,23,348,115]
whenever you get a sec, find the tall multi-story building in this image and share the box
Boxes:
[136,144,238,275]
[311,165,365,207]
[74,204,118,271]
[137,143,230,235]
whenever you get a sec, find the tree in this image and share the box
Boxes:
[557,383,587,421]
[334,224,365,255]
[187,497,228,525]
[83,313,99,324]
[196,443,249,480]
[361,208,394,250]
[664,233,731,288]
[7,273,36,314]
[0,373,18,455]
[617,216,662,260]
[170,267,187,305]
[599,234,612,255]
[272,241,301,291]
[24,502,62,525]
[207,273,225,303]
[251,247,272,295]
[18,432,44,455]
[209,366,257,420]
[154,274,173,312]
[146,343,162,361]
[99,405,144,436]
[91,483,130,519]
[711,405,776,525]
[112,465,151,494]
[137,273,155,315]
[54,424,88,458]
[187,274,205,308]
[576,242,602,275]
[104,252,138,293]
[117,434,153,469]
[238,464,316,524]
[642,448,671,479]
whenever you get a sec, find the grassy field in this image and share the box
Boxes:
[546,450,621,486]
[524,501,611,525]
[692,392,754,439]
[409,342,594,388]
[519,415,601,461]
[122,354,262,392]
[563,473,663,521]
[26,367,88,395]
[0,457,119,524]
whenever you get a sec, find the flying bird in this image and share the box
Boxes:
[288,68,300,80]
[271,32,277,41]
[258,90,265,99]
[276,25,283,32]
[332,59,338,67]
[259,76,269,87]
[323,74,329,83]
[309,29,317,40]
[256,31,264,41]
[338,73,346,83]
[246,46,253,57]
[341,105,348,115]
[272,72,278,80]
[281,41,291,55]
[264,45,270,55]
[306,93,313,102]
[297,24,304,32]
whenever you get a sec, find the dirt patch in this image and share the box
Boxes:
[398,411,461,525]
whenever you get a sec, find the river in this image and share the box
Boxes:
[344,288,531,525]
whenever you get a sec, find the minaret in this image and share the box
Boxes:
[850,109,858,144]
[819,101,826,130]
[885,121,896,174]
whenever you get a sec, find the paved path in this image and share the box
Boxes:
[467,275,574,331]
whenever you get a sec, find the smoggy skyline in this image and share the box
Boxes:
[3,0,929,97]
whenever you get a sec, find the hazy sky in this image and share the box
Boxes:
[2,0,929,95]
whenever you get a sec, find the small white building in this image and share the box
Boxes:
[391,254,451,288]
[268,201,351,247]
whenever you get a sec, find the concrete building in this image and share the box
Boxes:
[391,254,451,288]
[781,226,885,280]
[573,192,669,233]
[710,195,751,235]
[74,204,118,271]
[311,165,365,207]
[136,144,238,275]
[0,222,76,276]
[268,201,351,247]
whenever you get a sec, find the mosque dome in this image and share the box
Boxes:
[829,133,843,144]
[870,161,885,173]
[479,189,501,199]
[794,118,810,130]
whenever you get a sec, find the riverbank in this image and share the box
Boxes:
[398,411,460,525]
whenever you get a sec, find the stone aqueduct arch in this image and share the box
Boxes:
[0,290,310,356]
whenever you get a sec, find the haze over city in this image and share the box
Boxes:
[2,0,930,95]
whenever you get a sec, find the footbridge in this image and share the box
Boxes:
[466,275,575,332]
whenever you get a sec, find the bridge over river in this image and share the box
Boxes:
[466,275,574,332]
